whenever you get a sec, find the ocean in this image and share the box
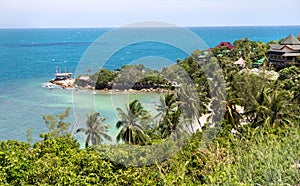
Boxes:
[0,26,299,143]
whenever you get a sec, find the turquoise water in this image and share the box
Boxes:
[0,26,299,142]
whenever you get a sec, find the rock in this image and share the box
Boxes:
[85,85,92,89]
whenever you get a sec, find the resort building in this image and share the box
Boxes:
[268,34,300,68]
[209,42,234,51]
[252,58,266,68]
[234,57,246,69]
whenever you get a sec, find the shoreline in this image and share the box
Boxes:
[47,79,176,94]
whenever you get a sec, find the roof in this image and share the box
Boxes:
[282,52,300,57]
[253,58,265,65]
[280,34,300,45]
[270,44,300,51]
[234,57,245,65]
[55,72,73,76]
[217,42,234,50]
[210,42,234,51]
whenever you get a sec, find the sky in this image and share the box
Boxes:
[0,0,299,28]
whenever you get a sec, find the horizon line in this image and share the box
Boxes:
[0,24,300,29]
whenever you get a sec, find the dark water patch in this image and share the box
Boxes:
[2,41,92,48]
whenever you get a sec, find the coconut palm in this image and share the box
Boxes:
[224,97,244,129]
[243,86,297,128]
[156,93,178,123]
[159,108,182,139]
[224,72,244,129]
[177,85,202,133]
[116,100,151,145]
[76,112,112,148]
[156,93,182,138]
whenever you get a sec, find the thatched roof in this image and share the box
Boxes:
[234,57,245,65]
[280,34,300,45]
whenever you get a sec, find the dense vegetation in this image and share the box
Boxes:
[1,38,299,185]
[76,64,173,90]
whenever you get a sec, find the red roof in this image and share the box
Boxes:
[209,42,234,50]
[217,42,234,50]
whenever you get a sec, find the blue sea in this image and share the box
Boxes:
[0,26,299,143]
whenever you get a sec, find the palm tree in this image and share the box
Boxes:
[116,100,151,145]
[156,93,178,123]
[160,108,182,139]
[243,86,297,128]
[156,93,182,138]
[76,112,112,148]
[224,71,244,129]
[224,97,243,129]
[177,85,202,133]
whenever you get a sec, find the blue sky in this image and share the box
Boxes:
[0,0,299,28]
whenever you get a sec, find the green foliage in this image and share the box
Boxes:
[207,126,300,185]
[116,100,151,145]
[230,38,269,66]
[139,75,170,89]
[42,107,71,137]
[1,125,299,185]
[95,68,118,89]
[277,66,300,93]
[76,112,112,148]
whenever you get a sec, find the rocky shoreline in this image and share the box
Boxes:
[48,78,175,93]
[49,78,75,89]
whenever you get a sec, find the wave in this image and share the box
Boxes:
[42,82,60,89]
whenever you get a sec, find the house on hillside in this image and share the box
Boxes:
[268,34,300,68]
[233,57,246,69]
[209,42,234,51]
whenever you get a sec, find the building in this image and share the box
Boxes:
[209,42,234,51]
[233,57,246,69]
[55,72,73,80]
[252,58,266,68]
[268,34,300,69]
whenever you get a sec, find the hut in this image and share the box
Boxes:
[234,57,246,69]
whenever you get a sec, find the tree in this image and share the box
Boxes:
[116,100,151,145]
[139,75,169,89]
[178,85,202,133]
[159,108,182,139]
[76,112,112,148]
[223,70,244,129]
[243,86,297,128]
[95,68,117,89]
[156,93,183,138]
[43,107,71,137]
[156,93,179,124]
